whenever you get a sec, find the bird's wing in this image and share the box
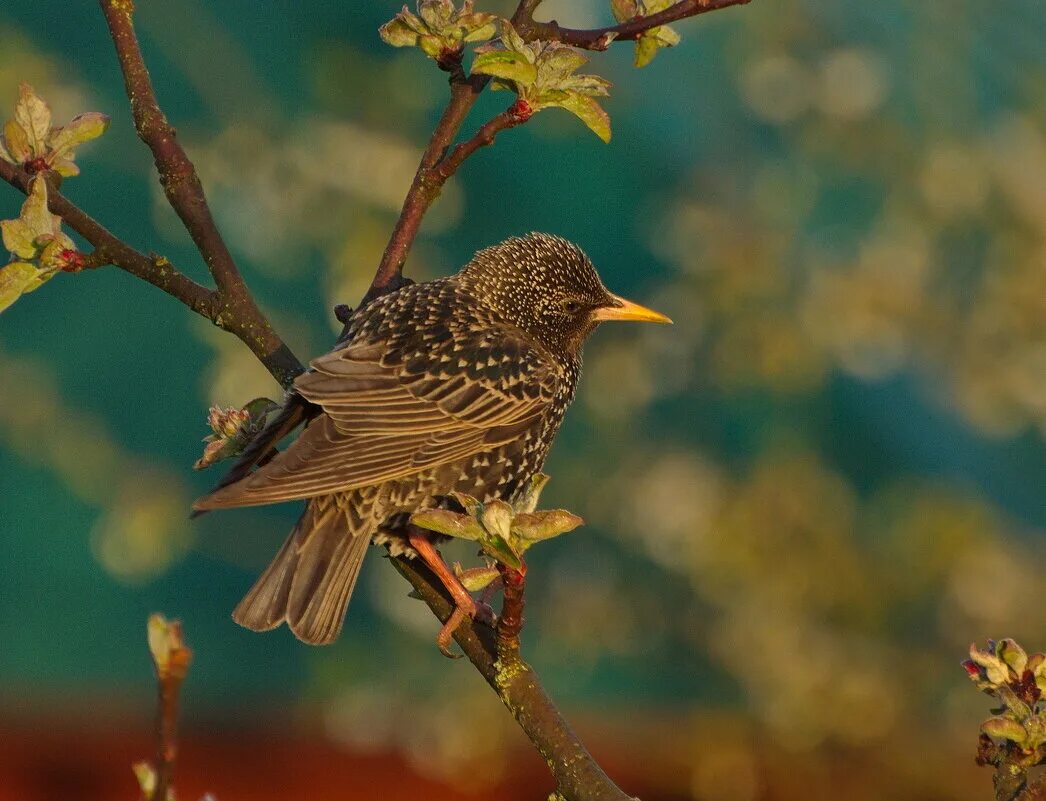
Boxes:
[192,322,559,510]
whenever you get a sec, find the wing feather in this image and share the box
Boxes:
[192,285,560,512]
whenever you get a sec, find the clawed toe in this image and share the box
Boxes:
[436,599,475,658]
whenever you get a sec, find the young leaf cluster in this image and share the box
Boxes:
[0,83,109,177]
[472,21,613,142]
[379,0,497,62]
[964,639,1046,757]
[611,0,683,67]
[0,180,81,312]
[194,398,280,470]
[409,473,583,582]
[1,85,108,313]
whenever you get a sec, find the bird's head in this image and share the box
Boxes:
[458,233,671,355]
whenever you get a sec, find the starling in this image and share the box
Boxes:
[193,233,670,648]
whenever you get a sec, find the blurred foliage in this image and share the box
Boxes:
[0,0,1043,797]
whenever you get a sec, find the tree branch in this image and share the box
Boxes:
[392,556,633,801]
[497,563,527,657]
[98,0,302,386]
[142,614,192,801]
[364,88,527,307]
[0,158,217,319]
[0,0,760,796]
[437,104,531,181]
[364,67,490,304]
[517,0,752,50]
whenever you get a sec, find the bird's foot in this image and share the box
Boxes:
[435,597,474,658]
[408,528,490,658]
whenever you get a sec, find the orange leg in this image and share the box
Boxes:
[407,530,484,657]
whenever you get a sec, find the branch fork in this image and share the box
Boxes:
[0,1,758,798]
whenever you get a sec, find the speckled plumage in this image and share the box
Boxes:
[193,234,628,645]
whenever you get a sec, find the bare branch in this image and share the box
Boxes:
[365,85,528,306]
[98,0,302,386]
[0,158,217,319]
[391,555,634,801]
[143,614,193,801]
[365,65,490,303]
[518,0,753,50]
[437,104,530,181]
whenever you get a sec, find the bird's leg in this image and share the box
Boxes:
[407,530,488,657]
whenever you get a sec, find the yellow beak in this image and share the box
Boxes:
[591,293,673,324]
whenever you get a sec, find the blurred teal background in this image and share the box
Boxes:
[0,1,1043,799]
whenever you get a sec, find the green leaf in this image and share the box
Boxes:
[513,473,551,514]
[21,178,59,237]
[455,565,501,592]
[997,638,1028,675]
[634,24,680,68]
[610,0,638,22]
[1,218,38,260]
[14,83,50,153]
[540,46,590,84]
[555,91,612,143]
[2,178,61,259]
[3,119,32,163]
[409,509,486,540]
[419,34,446,58]
[562,74,612,97]
[479,499,513,540]
[981,716,1028,745]
[481,531,523,570]
[512,510,584,543]
[500,20,530,58]
[379,16,423,47]
[654,24,681,47]
[47,112,110,160]
[449,490,482,516]
[471,50,538,85]
[51,158,80,177]
[418,0,454,28]
[634,35,660,68]
[969,642,1011,686]
[0,261,46,312]
[461,14,498,42]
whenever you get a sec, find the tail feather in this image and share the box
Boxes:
[288,531,370,644]
[232,496,371,645]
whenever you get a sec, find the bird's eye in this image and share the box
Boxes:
[561,299,581,314]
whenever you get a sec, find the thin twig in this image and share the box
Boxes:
[517,0,752,50]
[436,105,531,181]
[392,556,633,801]
[364,67,490,304]
[98,0,302,386]
[363,92,526,305]
[144,615,193,801]
[0,159,217,319]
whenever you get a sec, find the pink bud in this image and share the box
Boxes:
[511,99,534,122]
[962,660,982,678]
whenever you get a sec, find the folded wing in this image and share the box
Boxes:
[193,319,558,510]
